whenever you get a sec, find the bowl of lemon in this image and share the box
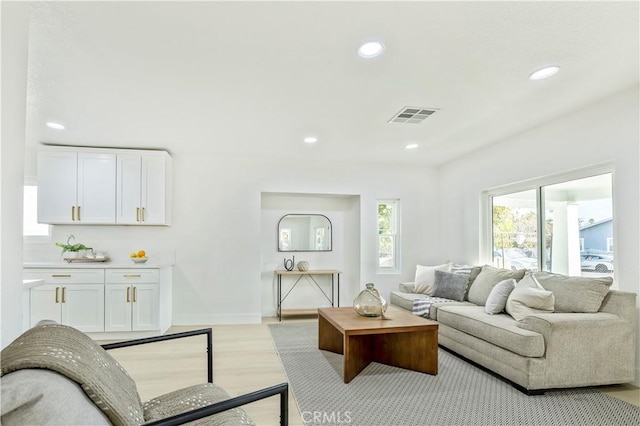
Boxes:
[130,250,148,263]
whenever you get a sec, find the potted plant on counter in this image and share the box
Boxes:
[56,234,92,259]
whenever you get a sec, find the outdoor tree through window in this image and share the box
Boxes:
[492,190,538,271]
[377,199,400,272]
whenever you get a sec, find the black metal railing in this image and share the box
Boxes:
[102,328,213,382]
[102,328,288,425]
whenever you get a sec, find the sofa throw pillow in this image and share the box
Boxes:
[414,263,452,294]
[467,265,526,306]
[533,271,612,313]
[505,273,555,321]
[484,278,516,314]
[431,270,469,302]
[465,266,483,300]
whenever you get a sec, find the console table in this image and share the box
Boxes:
[274,269,341,321]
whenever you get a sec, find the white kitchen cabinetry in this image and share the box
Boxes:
[105,269,159,332]
[37,149,116,224]
[116,152,172,225]
[24,265,171,339]
[37,146,171,225]
[25,269,105,332]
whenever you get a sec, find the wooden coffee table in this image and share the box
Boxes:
[318,306,438,383]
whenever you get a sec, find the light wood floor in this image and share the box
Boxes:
[105,317,639,426]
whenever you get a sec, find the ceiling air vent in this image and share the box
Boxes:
[388,107,438,124]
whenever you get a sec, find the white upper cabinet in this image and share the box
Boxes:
[38,149,116,224]
[37,146,171,225]
[116,152,172,225]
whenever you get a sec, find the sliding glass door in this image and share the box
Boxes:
[491,172,613,278]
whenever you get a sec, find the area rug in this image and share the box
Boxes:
[269,322,640,426]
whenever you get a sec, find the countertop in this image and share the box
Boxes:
[23,279,45,288]
[23,261,172,269]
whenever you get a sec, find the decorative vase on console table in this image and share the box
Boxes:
[284,256,295,271]
[297,261,309,271]
[353,283,388,317]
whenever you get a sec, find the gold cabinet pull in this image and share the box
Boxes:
[126,287,130,303]
[71,206,75,221]
[141,207,145,222]
[133,286,137,302]
[77,206,81,221]
[61,287,66,303]
[136,207,140,222]
[52,274,71,278]
[55,287,60,303]
[124,274,141,278]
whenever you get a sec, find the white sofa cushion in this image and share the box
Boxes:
[436,305,545,358]
[414,263,452,294]
[506,273,555,321]
[389,291,427,312]
[533,271,612,313]
[467,265,526,306]
[485,278,516,314]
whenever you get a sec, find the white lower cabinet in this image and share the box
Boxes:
[26,267,165,337]
[26,269,105,332]
[105,269,159,332]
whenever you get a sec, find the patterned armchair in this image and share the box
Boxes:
[1,323,288,425]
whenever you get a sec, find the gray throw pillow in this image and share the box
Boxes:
[533,271,612,312]
[484,278,516,314]
[432,270,469,302]
[467,265,526,306]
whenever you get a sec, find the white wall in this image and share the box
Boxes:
[437,85,640,385]
[1,2,29,348]
[22,154,440,327]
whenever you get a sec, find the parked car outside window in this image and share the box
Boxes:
[580,254,614,273]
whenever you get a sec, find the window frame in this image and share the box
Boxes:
[23,178,52,242]
[376,198,401,274]
[481,162,614,267]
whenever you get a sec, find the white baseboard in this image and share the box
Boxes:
[172,313,262,325]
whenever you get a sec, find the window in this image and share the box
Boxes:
[23,185,50,238]
[377,199,400,272]
[488,170,613,278]
[492,189,538,271]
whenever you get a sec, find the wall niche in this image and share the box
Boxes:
[260,192,360,317]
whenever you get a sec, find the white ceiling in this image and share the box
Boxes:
[25,1,640,166]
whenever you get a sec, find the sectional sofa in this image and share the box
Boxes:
[390,265,637,393]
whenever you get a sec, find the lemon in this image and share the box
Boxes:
[130,252,137,258]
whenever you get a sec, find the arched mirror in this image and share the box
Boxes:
[278,214,332,252]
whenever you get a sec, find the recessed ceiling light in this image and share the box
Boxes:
[303,136,318,144]
[528,65,560,81]
[405,143,419,150]
[46,122,65,130]
[358,41,384,59]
